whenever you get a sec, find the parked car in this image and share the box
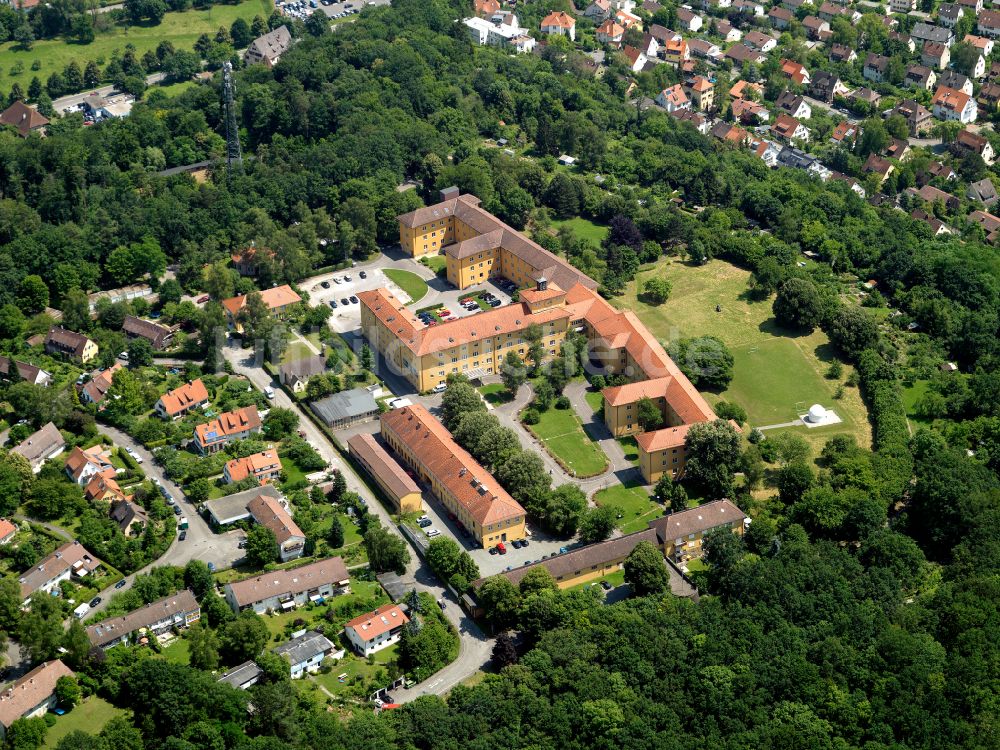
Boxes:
[341,298,349,305]
[437,599,446,610]
[197,295,210,303]
[425,528,441,538]
[115,579,128,589]
[497,542,507,555]
[349,295,358,304]
[90,596,101,607]
[512,539,522,549]
[600,580,613,591]
[173,506,182,515]
[432,383,447,393]
[359,270,367,278]
[330,300,338,308]
[321,280,330,288]
[521,539,529,547]
[179,531,187,541]
[343,274,352,281]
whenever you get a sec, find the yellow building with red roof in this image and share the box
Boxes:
[221,285,302,331]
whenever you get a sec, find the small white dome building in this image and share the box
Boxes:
[806,404,827,423]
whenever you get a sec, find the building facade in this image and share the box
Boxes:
[344,604,410,656]
[87,590,200,649]
[223,557,350,614]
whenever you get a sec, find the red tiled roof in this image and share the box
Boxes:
[345,603,409,642]
[158,379,209,416]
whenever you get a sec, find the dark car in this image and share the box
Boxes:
[511,539,522,549]
[600,580,613,591]
[489,546,498,555]
[349,295,358,304]
[330,300,338,308]
[90,596,101,607]
[341,298,349,305]
[179,531,187,541]
[359,270,367,278]
[115,579,128,589]
[521,539,530,547]
[321,281,330,288]
[173,505,182,515]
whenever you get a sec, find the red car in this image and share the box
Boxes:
[197,295,210,303]
[438,309,452,316]
[496,542,506,555]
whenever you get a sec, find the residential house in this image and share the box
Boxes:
[710,120,748,144]
[830,171,867,197]
[87,590,200,650]
[0,520,16,546]
[810,71,848,103]
[910,23,953,47]
[64,445,114,486]
[905,64,937,90]
[781,0,806,11]
[932,86,977,122]
[230,245,275,277]
[648,24,681,46]
[890,0,916,11]
[85,472,127,504]
[122,315,174,351]
[670,108,710,133]
[247,494,306,562]
[937,3,963,27]
[223,556,351,614]
[885,137,911,161]
[381,404,527,548]
[921,41,950,70]
[829,44,857,63]
[0,357,50,387]
[892,99,934,135]
[655,84,690,112]
[221,285,302,331]
[978,9,1000,39]
[584,0,612,20]
[725,43,765,66]
[863,153,895,184]
[18,541,102,604]
[87,283,152,313]
[11,422,65,473]
[969,209,1000,242]
[779,58,810,85]
[921,160,958,183]
[744,30,776,52]
[768,5,792,28]
[662,37,689,65]
[731,0,764,15]
[81,363,123,406]
[622,44,648,72]
[194,405,262,454]
[939,69,973,94]
[540,11,575,40]
[775,91,811,119]
[203,484,284,526]
[771,113,810,143]
[595,19,625,45]
[223,450,283,485]
[715,19,741,42]
[641,0,662,11]
[0,661,74,739]
[830,121,858,145]
[907,184,960,210]
[155,379,210,419]
[977,81,1000,110]
[637,32,659,58]
[109,498,148,537]
[863,53,890,83]
[890,30,915,52]
[911,209,951,236]
[686,38,722,61]
[465,15,536,53]
[348,433,422,514]
[958,0,982,13]
[615,8,642,29]
[802,15,830,40]
[218,662,262,691]
[273,630,341,678]
[676,7,702,31]
[647,499,747,562]
[954,127,996,163]
[278,355,326,394]
[44,326,97,363]
[728,79,763,100]
[0,101,48,137]
[244,26,291,67]
[310,386,379,429]
[732,97,770,124]
[344,603,410,656]
[964,34,994,58]
[684,76,714,110]
[967,178,998,206]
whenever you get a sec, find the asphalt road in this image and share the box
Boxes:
[51,72,166,115]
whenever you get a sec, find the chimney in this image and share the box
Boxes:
[439,186,460,202]
[537,276,548,291]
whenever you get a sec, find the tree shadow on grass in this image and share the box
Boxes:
[757,317,812,340]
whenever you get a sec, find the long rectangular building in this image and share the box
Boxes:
[347,432,422,514]
[87,590,200,649]
[224,556,350,614]
[380,404,526,548]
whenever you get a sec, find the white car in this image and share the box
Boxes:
[119,351,129,360]
[432,383,447,393]
[425,528,440,538]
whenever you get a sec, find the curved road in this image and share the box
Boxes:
[221,343,493,701]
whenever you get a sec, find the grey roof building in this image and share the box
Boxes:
[272,630,340,678]
[203,484,283,526]
[910,22,953,45]
[87,590,200,649]
[244,25,292,67]
[11,422,65,472]
[310,387,379,429]
[217,661,262,690]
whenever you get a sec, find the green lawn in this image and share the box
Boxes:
[524,406,608,478]
[584,389,604,415]
[552,217,607,245]
[620,260,871,459]
[282,339,320,364]
[384,269,429,303]
[42,697,125,749]
[902,379,932,428]
[594,481,661,534]
[420,256,447,274]
[310,643,398,697]
[0,0,271,93]
[279,455,310,487]
[564,568,626,594]
[478,383,513,405]
[160,637,190,665]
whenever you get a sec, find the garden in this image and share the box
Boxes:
[383,269,428,304]
[522,401,608,478]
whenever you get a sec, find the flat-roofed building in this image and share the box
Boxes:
[344,603,409,656]
[310,388,379,429]
[218,661,262,690]
[347,433,422,513]
[204,484,284,526]
[381,404,525,548]
[224,556,350,614]
[87,590,200,649]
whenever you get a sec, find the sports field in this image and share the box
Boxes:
[0,0,271,93]
[617,260,870,458]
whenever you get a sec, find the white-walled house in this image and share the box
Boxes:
[344,604,410,656]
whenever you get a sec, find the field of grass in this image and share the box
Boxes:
[619,260,871,460]
[524,406,608,478]
[594,481,661,534]
[478,383,512,405]
[311,643,399,697]
[42,697,125,749]
[564,568,626,594]
[160,637,190,665]
[902,379,932,428]
[420,256,447,275]
[282,339,321,364]
[552,217,607,245]
[0,0,271,94]
[384,269,429,303]
[584,388,603,415]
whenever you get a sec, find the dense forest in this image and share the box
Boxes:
[0,0,996,747]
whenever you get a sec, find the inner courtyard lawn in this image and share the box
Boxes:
[617,260,871,459]
[523,405,608,478]
[594,481,662,534]
[384,268,428,303]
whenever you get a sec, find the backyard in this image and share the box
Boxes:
[619,260,871,460]
[594,481,662,535]
[523,405,608,478]
[42,697,126,749]
[551,216,608,245]
[478,383,512,406]
[0,0,272,93]
[384,269,428,304]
